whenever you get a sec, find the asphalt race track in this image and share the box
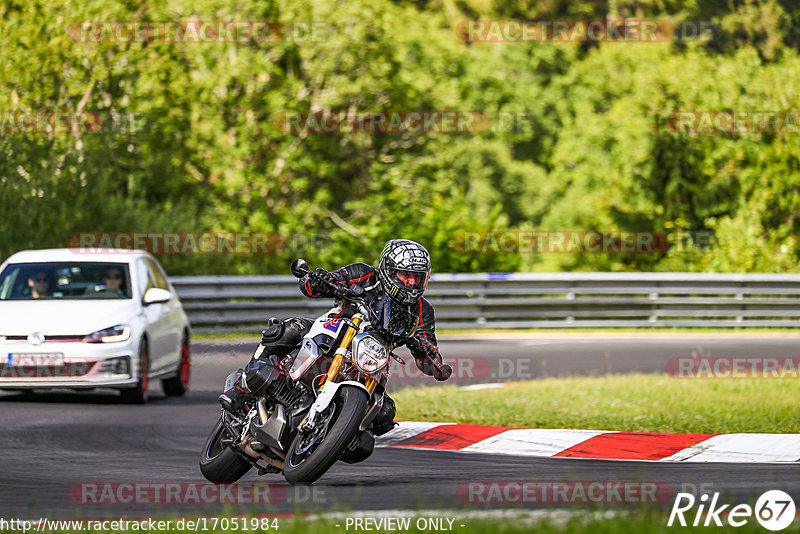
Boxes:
[1,335,798,520]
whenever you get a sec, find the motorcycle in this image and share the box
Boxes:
[199,258,452,485]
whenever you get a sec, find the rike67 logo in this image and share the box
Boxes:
[668,490,796,531]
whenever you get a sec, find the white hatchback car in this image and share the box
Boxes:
[0,248,191,403]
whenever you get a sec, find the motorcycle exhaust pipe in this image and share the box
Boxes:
[242,436,284,470]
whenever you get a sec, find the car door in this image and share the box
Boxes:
[137,258,171,375]
[147,257,182,366]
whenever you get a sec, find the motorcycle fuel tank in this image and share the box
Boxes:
[288,315,346,381]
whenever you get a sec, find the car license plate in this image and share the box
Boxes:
[7,353,65,367]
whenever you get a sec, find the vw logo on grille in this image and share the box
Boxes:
[27,332,45,345]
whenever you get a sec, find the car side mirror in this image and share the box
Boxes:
[143,287,172,305]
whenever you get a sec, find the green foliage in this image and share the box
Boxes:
[2,0,799,274]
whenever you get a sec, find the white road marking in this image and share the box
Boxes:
[661,433,800,463]
[461,428,612,457]
[377,421,455,446]
[459,383,507,391]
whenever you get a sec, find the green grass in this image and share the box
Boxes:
[193,331,259,341]
[20,512,796,534]
[277,513,797,533]
[435,327,800,336]
[393,373,800,433]
[192,328,800,341]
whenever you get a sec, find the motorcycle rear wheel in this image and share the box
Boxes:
[283,386,368,485]
[199,417,252,483]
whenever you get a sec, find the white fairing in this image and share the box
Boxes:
[288,311,345,381]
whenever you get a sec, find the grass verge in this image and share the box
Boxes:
[19,512,793,534]
[279,513,795,533]
[393,373,800,433]
[192,328,800,342]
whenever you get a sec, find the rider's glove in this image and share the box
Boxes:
[310,268,341,293]
[408,335,450,380]
[415,356,438,377]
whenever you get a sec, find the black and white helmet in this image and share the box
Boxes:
[377,239,431,305]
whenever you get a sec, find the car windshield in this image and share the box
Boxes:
[0,262,133,300]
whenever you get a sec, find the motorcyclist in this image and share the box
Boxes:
[218,239,450,437]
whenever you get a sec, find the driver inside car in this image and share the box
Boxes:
[100,266,125,293]
[218,239,450,439]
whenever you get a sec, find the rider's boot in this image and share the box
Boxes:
[218,376,249,412]
[217,317,285,412]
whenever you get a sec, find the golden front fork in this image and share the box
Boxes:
[322,314,363,388]
[364,377,378,394]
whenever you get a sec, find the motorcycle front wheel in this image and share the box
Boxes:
[283,386,368,485]
[199,417,253,483]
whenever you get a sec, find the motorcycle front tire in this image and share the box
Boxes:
[283,386,369,485]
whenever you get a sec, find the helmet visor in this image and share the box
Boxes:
[392,269,429,292]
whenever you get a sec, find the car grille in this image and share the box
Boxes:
[0,361,97,378]
[1,335,85,342]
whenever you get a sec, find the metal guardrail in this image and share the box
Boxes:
[168,272,800,333]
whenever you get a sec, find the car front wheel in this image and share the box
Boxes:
[120,338,149,404]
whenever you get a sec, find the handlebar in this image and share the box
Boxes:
[314,270,366,301]
[425,354,452,382]
[291,257,452,381]
[291,258,365,301]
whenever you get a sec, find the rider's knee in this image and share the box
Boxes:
[259,316,312,359]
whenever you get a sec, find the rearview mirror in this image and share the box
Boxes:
[290,258,309,278]
[143,287,172,305]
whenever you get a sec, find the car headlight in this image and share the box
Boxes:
[353,334,388,374]
[84,325,131,343]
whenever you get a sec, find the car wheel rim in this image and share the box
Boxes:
[180,340,190,387]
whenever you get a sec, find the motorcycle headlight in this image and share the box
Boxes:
[353,334,388,374]
[84,325,131,343]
